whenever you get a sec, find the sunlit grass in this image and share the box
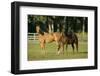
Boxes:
[28,40,88,61]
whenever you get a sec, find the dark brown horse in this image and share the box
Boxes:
[57,32,78,54]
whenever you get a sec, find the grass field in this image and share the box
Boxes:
[28,37,88,61]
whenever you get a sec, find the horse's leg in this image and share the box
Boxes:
[66,43,68,52]
[43,43,46,55]
[40,43,43,54]
[61,44,64,54]
[40,42,46,55]
[57,44,61,55]
[55,40,61,55]
[75,35,78,52]
[71,43,74,53]
[58,42,64,55]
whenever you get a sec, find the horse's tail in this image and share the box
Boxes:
[75,34,78,52]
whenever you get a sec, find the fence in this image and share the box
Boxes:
[28,33,39,41]
[28,33,87,42]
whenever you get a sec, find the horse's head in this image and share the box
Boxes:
[36,25,40,33]
[36,25,44,35]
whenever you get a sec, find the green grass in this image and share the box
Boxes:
[28,40,88,61]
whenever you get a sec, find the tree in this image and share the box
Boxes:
[28,15,88,33]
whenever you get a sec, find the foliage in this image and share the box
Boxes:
[28,15,88,33]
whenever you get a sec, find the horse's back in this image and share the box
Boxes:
[53,32,62,41]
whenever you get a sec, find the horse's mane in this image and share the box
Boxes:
[64,31,74,38]
[64,31,68,37]
[39,29,44,35]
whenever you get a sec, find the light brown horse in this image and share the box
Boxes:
[36,25,63,55]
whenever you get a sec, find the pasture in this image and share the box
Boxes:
[28,33,88,61]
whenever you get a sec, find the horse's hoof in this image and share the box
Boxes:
[56,53,60,56]
[57,52,60,55]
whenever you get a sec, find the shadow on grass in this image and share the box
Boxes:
[78,51,88,54]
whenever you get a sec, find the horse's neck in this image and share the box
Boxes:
[38,32,48,38]
[44,32,48,35]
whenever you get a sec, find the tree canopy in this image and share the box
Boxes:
[28,15,88,33]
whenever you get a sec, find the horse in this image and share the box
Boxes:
[36,25,78,55]
[36,25,63,55]
[58,32,78,54]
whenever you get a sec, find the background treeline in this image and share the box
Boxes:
[28,15,88,33]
